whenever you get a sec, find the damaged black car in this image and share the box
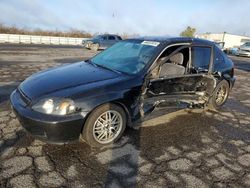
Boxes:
[10,37,235,147]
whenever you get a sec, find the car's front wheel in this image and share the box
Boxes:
[82,103,126,147]
[209,80,230,110]
[91,43,99,51]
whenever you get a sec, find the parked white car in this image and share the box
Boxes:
[238,42,250,57]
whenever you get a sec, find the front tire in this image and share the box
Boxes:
[208,80,230,110]
[91,43,99,51]
[82,103,126,147]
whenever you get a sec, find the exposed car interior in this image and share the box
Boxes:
[150,45,190,78]
[152,44,213,79]
[159,52,186,77]
[147,44,219,110]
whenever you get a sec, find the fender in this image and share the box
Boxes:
[76,88,141,124]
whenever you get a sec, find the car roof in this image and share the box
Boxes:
[98,34,120,37]
[127,36,214,46]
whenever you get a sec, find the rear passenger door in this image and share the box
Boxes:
[106,35,117,47]
[100,35,109,48]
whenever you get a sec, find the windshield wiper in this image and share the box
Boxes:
[85,59,97,67]
[86,59,123,74]
[94,63,122,74]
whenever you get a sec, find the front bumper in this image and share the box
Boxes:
[10,89,86,144]
[82,41,92,49]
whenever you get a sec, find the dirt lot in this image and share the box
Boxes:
[0,44,250,188]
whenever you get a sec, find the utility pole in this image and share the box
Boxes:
[222,31,226,42]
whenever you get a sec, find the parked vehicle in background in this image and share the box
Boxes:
[230,48,239,56]
[223,47,239,56]
[82,34,122,51]
[11,37,235,147]
[238,42,250,57]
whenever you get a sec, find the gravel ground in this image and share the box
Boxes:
[0,44,250,188]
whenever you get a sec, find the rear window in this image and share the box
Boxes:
[191,46,211,70]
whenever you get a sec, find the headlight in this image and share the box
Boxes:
[32,98,77,115]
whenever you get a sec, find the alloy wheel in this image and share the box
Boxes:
[215,84,228,105]
[92,110,123,144]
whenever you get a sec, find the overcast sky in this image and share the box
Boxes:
[0,0,249,36]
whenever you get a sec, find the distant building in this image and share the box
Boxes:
[196,33,250,49]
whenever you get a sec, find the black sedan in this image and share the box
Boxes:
[11,37,236,147]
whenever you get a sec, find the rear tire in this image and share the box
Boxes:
[82,103,126,147]
[208,80,230,110]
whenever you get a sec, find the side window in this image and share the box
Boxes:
[191,46,211,70]
[117,36,122,40]
[108,36,116,40]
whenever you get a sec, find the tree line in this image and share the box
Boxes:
[0,23,196,38]
[0,24,92,38]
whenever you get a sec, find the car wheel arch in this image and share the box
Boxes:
[224,76,233,90]
[80,102,128,147]
[215,75,232,90]
[80,100,131,134]
[112,101,132,127]
[206,77,228,98]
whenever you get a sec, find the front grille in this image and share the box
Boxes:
[18,88,31,106]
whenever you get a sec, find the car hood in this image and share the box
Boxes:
[19,61,120,100]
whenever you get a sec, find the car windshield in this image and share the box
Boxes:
[90,41,159,74]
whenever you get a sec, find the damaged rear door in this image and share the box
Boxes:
[141,44,216,118]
